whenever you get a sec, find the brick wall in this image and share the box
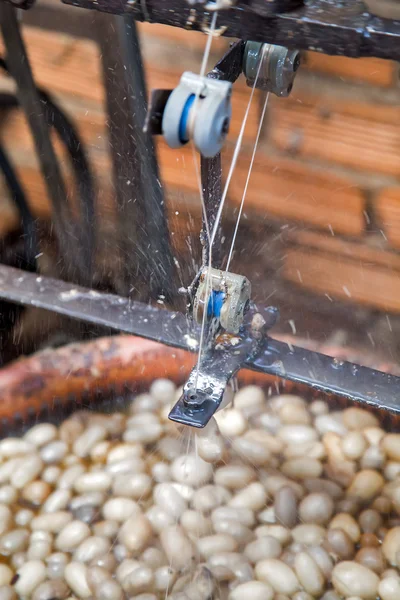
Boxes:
[1,11,400,317]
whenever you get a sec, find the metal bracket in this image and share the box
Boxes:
[169,308,275,427]
[169,330,264,428]
[208,40,246,83]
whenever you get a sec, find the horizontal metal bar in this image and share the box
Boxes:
[61,0,400,61]
[0,264,399,416]
[250,339,400,416]
[0,265,192,351]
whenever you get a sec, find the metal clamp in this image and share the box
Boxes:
[161,72,232,158]
[243,41,301,97]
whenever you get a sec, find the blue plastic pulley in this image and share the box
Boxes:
[162,72,232,158]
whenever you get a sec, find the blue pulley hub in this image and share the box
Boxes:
[207,290,225,320]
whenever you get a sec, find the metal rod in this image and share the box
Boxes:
[97,13,176,303]
[200,42,245,268]
[0,264,190,349]
[200,154,223,266]
[0,3,92,284]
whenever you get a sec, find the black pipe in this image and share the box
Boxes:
[0,59,96,282]
[97,14,177,302]
[0,144,37,268]
[0,4,95,285]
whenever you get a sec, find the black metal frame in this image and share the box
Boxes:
[96,13,177,301]
[58,0,400,62]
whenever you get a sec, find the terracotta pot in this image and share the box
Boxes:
[0,334,398,432]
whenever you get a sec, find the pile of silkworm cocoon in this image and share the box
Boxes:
[1,380,400,600]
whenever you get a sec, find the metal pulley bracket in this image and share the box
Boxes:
[160,72,232,158]
[243,41,301,97]
[169,268,262,427]
[169,309,274,428]
[144,39,300,153]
